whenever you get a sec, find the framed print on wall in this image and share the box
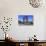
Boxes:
[18,15,33,25]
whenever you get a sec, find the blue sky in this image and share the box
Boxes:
[18,15,33,22]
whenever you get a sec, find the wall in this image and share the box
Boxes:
[0,0,46,40]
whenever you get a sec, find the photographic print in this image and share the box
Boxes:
[18,15,33,25]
